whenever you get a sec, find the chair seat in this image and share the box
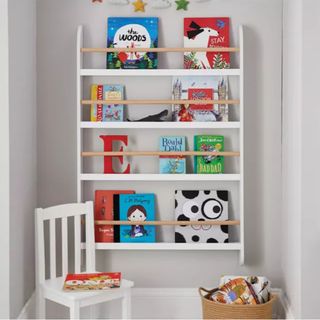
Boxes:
[42,276,134,307]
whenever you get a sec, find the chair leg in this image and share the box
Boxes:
[36,288,46,319]
[69,301,80,319]
[121,289,132,320]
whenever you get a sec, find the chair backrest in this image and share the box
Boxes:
[35,202,95,285]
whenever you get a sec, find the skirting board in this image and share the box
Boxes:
[18,287,293,319]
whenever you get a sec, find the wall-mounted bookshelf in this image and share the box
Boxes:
[76,25,244,264]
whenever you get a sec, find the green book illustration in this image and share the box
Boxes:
[194,135,224,174]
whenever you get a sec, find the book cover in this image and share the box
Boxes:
[116,193,156,243]
[63,272,121,291]
[107,17,158,69]
[194,135,224,174]
[174,190,229,243]
[94,190,135,243]
[159,136,186,174]
[184,17,230,69]
[172,77,228,122]
[90,84,124,122]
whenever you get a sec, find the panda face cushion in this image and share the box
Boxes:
[175,190,229,243]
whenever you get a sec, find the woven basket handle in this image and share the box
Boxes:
[199,287,217,297]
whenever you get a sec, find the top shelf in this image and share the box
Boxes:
[80,69,241,77]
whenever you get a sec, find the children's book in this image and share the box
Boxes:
[159,136,186,174]
[63,272,121,291]
[172,77,228,122]
[174,190,229,243]
[94,190,135,243]
[184,17,230,69]
[194,135,224,174]
[90,84,124,122]
[107,17,158,69]
[114,193,156,243]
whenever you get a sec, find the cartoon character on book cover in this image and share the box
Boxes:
[107,17,158,69]
[175,190,229,243]
[172,76,229,122]
[118,194,156,242]
[184,17,230,69]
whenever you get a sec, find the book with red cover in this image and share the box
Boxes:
[94,190,135,243]
[184,17,230,69]
[63,272,121,291]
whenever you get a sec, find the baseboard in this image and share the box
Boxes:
[18,287,293,319]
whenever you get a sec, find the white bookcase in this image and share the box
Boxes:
[76,25,245,264]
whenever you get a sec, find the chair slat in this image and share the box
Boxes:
[49,219,56,279]
[61,216,68,277]
[85,202,95,272]
[74,215,81,273]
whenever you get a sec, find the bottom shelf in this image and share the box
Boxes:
[91,242,241,251]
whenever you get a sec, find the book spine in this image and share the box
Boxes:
[194,135,198,173]
[96,85,103,122]
[113,195,120,243]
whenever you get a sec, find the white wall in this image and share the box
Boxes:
[8,0,37,318]
[0,0,11,317]
[37,0,283,295]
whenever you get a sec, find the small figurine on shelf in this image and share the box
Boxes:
[177,104,193,121]
[127,109,169,122]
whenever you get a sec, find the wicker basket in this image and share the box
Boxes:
[199,287,276,319]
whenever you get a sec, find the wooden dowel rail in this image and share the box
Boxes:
[95,220,240,226]
[81,151,240,157]
[82,99,239,105]
[81,47,240,53]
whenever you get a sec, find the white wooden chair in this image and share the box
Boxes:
[35,201,134,319]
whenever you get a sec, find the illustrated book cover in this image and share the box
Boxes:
[159,136,186,174]
[114,193,156,243]
[172,76,229,122]
[94,190,135,243]
[184,17,230,69]
[194,135,224,174]
[63,272,121,291]
[175,190,229,243]
[90,84,124,122]
[107,17,158,69]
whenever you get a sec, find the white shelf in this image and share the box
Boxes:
[80,69,240,77]
[80,174,241,181]
[89,242,241,251]
[80,121,240,129]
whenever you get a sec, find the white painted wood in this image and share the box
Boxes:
[239,25,245,265]
[80,121,240,129]
[84,201,96,272]
[121,289,131,320]
[80,68,241,77]
[80,173,241,182]
[41,203,88,220]
[74,214,81,273]
[61,217,68,277]
[70,301,80,320]
[49,219,56,279]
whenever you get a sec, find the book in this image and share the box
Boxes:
[63,272,121,291]
[174,190,229,243]
[172,76,229,122]
[194,135,224,174]
[114,193,156,243]
[90,84,124,122]
[159,136,186,174]
[94,190,135,243]
[107,17,158,69]
[184,17,230,69]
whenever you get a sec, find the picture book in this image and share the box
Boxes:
[159,136,186,174]
[94,190,135,243]
[90,84,124,122]
[184,17,230,69]
[174,190,229,243]
[63,272,121,291]
[194,135,224,174]
[107,17,158,69]
[114,193,156,243]
[172,77,229,122]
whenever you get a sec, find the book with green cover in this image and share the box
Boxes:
[194,135,224,174]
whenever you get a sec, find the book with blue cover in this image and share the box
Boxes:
[107,17,158,69]
[117,193,156,243]
[159,136,186,174]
